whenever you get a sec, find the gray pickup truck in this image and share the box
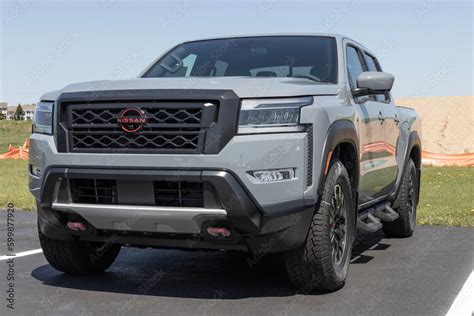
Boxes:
[30,34,421,292]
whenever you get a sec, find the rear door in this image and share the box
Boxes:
[345,43,390,205]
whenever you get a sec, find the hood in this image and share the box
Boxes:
[40,77,340,101]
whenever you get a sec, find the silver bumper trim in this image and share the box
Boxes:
[52,202,227,233]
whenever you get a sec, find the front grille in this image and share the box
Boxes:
[70,179,118,204]
[153,180,204,207]
[72,108,202,125]
[64,102,216,153]
[69,178,204,207]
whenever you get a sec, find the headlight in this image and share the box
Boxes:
[33,101,53,135]
[238,96,313,134]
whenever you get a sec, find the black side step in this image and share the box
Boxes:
[357,212,383,233]
[374,204,399,222]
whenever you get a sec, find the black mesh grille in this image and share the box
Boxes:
[153,180,204,207]
[64,102,213,153]
[70,179,118,204]
[71,108,202,125]
[71,133,200,150]
[69,179,204,207]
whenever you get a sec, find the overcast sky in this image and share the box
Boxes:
[1,0,472,105]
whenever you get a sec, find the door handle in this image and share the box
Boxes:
[378,112,385,123]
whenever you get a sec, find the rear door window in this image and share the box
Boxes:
[363,53,380,72]
[363,52,390,102]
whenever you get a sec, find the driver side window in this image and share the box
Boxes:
[346,46,365,89]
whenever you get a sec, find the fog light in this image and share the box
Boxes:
[252,168,295,182]
[30,165,42,177]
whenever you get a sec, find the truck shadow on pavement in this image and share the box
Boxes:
[31,231,389,299]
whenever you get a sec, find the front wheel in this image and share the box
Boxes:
[284,159,354,292]
[39,228,121,274]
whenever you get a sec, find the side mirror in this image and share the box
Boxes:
[352,71,394,97]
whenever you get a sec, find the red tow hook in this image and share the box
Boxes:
[67,221,87,231]
[207,227,231,238]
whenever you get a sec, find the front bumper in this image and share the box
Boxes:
[30,132,317,252]
[36,167,314,252]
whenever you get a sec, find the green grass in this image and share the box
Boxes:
[417,166,473,226]
[0,120,472,225]
[0,121,34,210]
[0,120,32,152]
[0,160,34,210]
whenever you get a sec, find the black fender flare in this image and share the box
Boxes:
[391,131,422,204]
[317,120,360,195]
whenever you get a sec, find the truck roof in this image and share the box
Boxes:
[181,33,346,44]
[178,33,372,55]
[185,32,345,41]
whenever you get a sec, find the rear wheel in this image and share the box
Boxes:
[284,159,354,292]
[39,228,121,274]
[383,159,419,237]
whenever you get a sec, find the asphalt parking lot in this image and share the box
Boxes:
[0,210,472,315]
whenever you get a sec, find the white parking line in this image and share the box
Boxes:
[0,249,43,261]
[446,270,473,316]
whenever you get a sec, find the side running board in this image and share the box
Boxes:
[357,212,383,233]
[357,204,399,233]
[374,204,399,222]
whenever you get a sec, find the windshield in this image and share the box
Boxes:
[142,36,338,83]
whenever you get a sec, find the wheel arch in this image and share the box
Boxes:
[391,131,422,203]
[317,120,360,196]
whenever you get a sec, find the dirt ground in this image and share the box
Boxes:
[395,96,474,154]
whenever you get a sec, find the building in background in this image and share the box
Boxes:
[6,106,16,120]
[2,103,36,120]
[22,104,36,120]
[0,102,7,119]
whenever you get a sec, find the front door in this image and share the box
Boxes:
[362,51,398,195]
[345,43,393,205]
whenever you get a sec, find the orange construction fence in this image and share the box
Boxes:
[0,139,29,160]
[0,138,473,166]
[422,151,474,167]
[360,141,474,167]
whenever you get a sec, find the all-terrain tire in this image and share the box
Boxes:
[39,228,121,274]
[284,159,355,292]
[383,159,419,238]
